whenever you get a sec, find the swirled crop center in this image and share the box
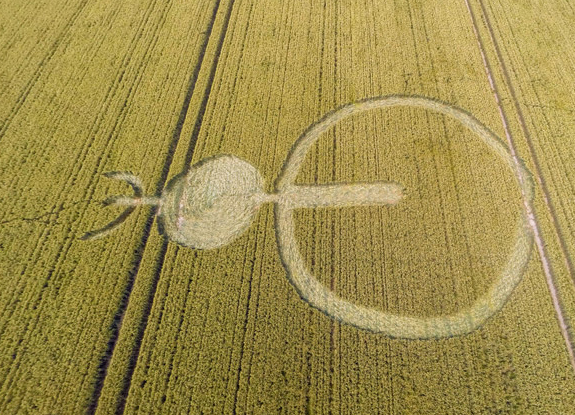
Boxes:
[274,96,534,339]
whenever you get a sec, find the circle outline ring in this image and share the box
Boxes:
[274,95,534,339]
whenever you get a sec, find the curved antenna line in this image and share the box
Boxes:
[102,171,144,197]
[81,206,137,241]
[81,172,158,241]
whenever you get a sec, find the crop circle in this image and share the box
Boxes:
[274,96,534,339]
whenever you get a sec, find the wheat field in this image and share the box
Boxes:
[1,0,575,413]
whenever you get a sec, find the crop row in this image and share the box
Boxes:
[99,0,575,414]
[0,0,219,412]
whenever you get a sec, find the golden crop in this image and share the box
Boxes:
[1,0,574,414]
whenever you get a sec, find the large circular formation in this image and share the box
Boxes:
[274,96,534,339]
[160,155,266,250]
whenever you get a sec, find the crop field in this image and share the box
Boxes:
[1,0,575,413]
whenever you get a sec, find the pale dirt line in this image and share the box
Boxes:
[463,0,575,374]
[474,0,575,290]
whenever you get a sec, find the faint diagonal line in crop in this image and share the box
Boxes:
[0,2,176,405]
[463,0,575,374]
[4,0,174,401]
[3,1,179,412]
[0,0,145,224]
[0,0,161,327]
[0,0,91,140]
